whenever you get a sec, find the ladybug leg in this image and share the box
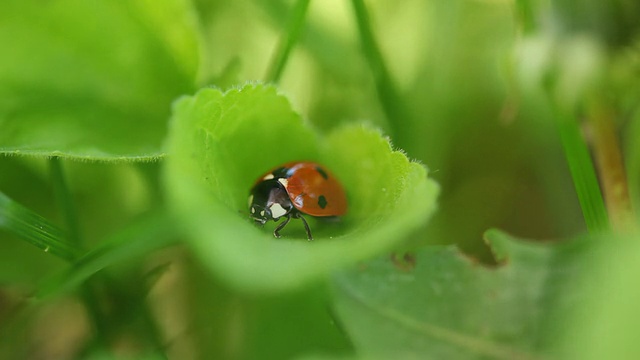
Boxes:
[294,213,313,241]
[273,214,292,238]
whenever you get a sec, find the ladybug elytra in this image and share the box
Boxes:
[248,161,347,240]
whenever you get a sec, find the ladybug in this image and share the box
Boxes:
[248,161,347,240]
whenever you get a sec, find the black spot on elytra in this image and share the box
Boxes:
[318,195,327,209]
[315,166,328,180]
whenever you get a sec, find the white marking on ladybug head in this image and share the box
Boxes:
[260,210,265,217]
[262,174,275,180]
[269,203,287,219]
[278,178,289,188]
[250,207,255,214]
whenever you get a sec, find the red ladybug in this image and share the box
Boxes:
[248,161,347,240]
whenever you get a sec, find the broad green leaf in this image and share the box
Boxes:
[163,84,439,292]
[331,230,595,359]
[0,0,199,161]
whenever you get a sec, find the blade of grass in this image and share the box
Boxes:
[350,0,409,144]
[37,211,179,298]
[48,159,175,356]
[38,210,177,357]
[255,0,362,80]
[552,103,609,233]
[265,0,311,83]
[0,191,81,261]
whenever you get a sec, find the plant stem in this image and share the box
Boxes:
[265,0,311,83]
[350,0,408,144]
[587,97,636,233]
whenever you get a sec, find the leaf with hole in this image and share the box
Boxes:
[331,230,598,359]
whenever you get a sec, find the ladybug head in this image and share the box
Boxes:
[248,180,293,224]
[249,203,271,225]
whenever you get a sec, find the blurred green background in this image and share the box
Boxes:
[2,0,640,359]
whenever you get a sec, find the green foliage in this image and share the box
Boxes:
[163,84,439,292]
[0,0,199,161]
[36,212,178,298]
[1,0,640,358]
[560,235,640,359]
[332,230,595,359]
[552,106,609,233]
[0,192,80,261]
[552,0,640,48]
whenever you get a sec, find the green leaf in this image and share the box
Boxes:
[331,230,595,359]
[0,0,199,161]
[163,84,439,292]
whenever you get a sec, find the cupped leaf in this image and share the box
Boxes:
[331,230,597,359]
[163,84,438,292]
[0,0,200,161]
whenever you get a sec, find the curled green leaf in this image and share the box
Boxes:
[163,84,438,292]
